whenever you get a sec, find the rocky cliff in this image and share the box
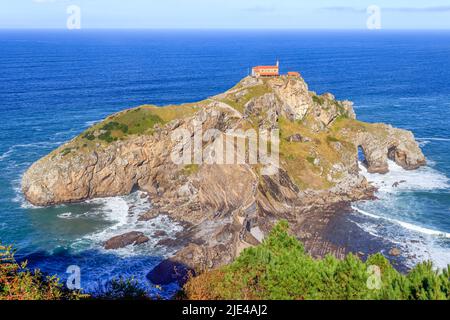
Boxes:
[22,75,426,284]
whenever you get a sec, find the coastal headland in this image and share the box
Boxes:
[22,74,426,285]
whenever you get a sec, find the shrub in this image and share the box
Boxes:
[98,131,117,143]
[312,95,325,105]
[0,244,83,300]
[101,121,129,133]
[326,136,340,143]
[94,277,149,300]
[183,222,450,300]
[82,132,95,141]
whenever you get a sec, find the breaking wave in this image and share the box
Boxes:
[353,160,450,269]
[352,206,450,239]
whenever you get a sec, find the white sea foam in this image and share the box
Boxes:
[351,213,450,269]
[57,212,74,219]
[0,148,14,161]
[78,191,183,258]
[85,120,101,127]
[352,206,450,239]
[418,140,430,147]
[0,141,64,162]
[359,160,449,193]
[354,160,450,268]
[417,137,450,142]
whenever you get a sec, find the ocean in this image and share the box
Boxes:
[0,30,449,295]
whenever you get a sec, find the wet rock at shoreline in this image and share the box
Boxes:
[392,180,407,188]
[154,230,168,237]
[104,231,149,250]
[147,259,193,286]
[389,248,401,256]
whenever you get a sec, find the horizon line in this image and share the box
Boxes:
[1,27,450,31]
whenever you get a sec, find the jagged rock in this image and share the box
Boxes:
[153,230,168,237]
[286,133,310,143]
[268,76,312,120]
[140,192,149,199]
[104,231,149,250]
[389,248,401,256]
[147,259,192,286]
[392,180,406,188]
[312,93,355,126]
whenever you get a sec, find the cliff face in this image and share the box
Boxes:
[22,75,426,282]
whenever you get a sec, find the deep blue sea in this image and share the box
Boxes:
[0,30,449,295]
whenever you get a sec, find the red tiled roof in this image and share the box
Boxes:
[256,73,279,76]
[253,65,279,70]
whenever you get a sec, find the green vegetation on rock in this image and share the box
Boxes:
[182,164,199,176]
[278,117,352,190]
[183,222,450,300]
[220,83,271,113]
[312,94,325,105]
[94,277,149,300]
[49,103,202,158]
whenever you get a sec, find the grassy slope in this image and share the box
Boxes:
[218,82,272,114]
[52,102,203,158]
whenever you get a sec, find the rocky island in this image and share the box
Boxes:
[22,75,426,285]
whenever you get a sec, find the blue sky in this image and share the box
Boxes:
[1,0,450,29]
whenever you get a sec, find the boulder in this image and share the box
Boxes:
[286,133,310,143]
[392,180,406,188]
[153,230,168,237]
[104,231,149,250]
[146,259,193,286]
[389,248,401,256]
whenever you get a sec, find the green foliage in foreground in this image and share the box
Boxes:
[184,221,450,300]
[0,244,150,300]
[94,277,149,300]
[0,244,85,300]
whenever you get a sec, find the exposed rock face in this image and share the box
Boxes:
[389,248,401,257]
[22,75,426,284]
[268,76,312,121]
[22,137,155,206]
[343,124,426,174]
[104,231,149,250]
[147,259,192,286]
[286,133,307,143]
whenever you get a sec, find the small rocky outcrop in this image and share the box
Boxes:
[389,248,401,257]
[104,231,149,250]
[147,258,192,286]
[344,124,426,174]
[286,133,310,143]
[22,75,426,283]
